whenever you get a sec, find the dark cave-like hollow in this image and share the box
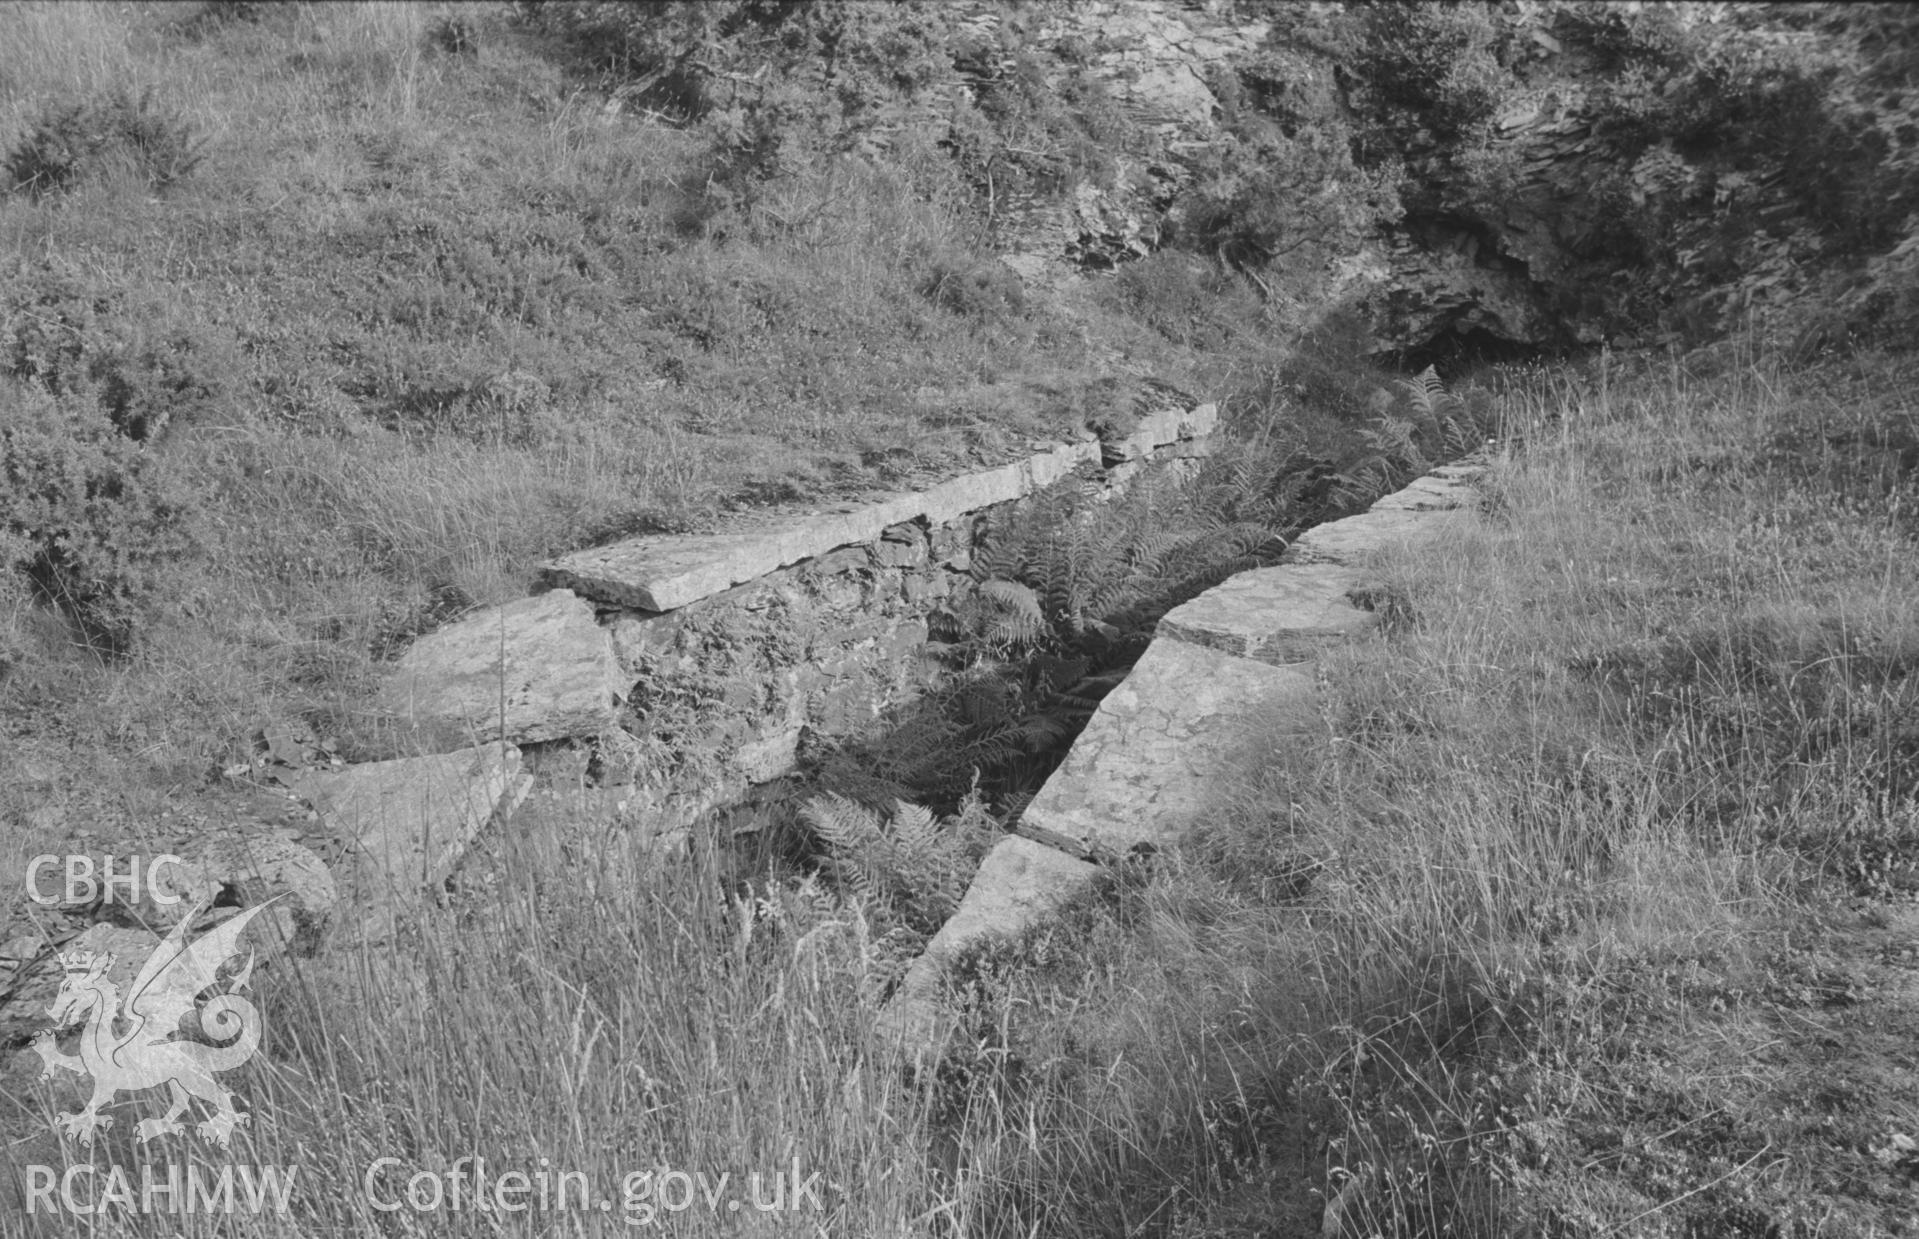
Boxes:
[1379,325,1556,380]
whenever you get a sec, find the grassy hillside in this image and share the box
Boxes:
[5,4,1919,1236]
[0,1,1299,779]
[9,341,1912,1238]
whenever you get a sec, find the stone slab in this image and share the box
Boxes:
[288,743,533,940]
[1280,507,1465,566]
[1368,472,1481,512]
[544,495,922,611]
[1108,402,1220,462]
[544,442,1111,610]
[377,589,624,749]
[1016,640,1319,862]
[1157,563,1382,664]
[876,835,1103,1052]
[919,441,1103,525]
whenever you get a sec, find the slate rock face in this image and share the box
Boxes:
[377,589,624,751]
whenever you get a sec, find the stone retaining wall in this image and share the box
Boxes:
[162,403,1220,947]
[877,448,1494,1057]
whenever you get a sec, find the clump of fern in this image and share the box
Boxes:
[960,464,1283,655]
[801,787,997,932]
[1330,367,1495,508]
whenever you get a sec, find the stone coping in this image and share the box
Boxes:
[544,404,1216,613]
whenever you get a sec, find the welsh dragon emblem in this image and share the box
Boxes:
[32,900,275,1149]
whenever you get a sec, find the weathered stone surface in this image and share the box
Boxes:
[920,441,1103,525]
[1017,641,1319,862]
[1158,563,1382,664]
[1107,401,1220,461]
[1368,472,1481,513]
[871,524,929,569]
[288,743,532,940]
[547,529,795,613]
[141,830,337,954]
[377,589,623,749]
[735,727,803,784]
[545,444,1110,610]
[877,835,1104,1051]
[1281,507,1466,566]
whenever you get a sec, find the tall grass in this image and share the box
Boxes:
[6,349,1914,1235]
[0,3,133,125]
[5,4,1916,1235]
[840,350,1917,1236]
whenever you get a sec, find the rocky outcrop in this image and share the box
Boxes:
[958,2,1272,274]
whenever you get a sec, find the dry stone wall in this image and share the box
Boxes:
[0,403,1493,1088]
[116,403,1217,953]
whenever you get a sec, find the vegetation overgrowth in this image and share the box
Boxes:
[3,3,1919,1237]
[9,343,1914,1239]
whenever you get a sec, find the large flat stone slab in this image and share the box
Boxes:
[543,413,1218,613]
[1016,640,1319,862]
[1281,506,1466,566]
[876,835,1103,1053]
[543,441,1111,611]
[542,495,919,612]
[1157,563,1382,664]
[1368,471,1481,512]
[288,743,533,940]
[376,589,624,749]
[915,440,1103,525]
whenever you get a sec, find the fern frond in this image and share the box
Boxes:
[803,794,885,852]
[887,800,943,871]
[1401,366,1444,420]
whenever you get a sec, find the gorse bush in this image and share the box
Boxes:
[528,0,1135,236]
[1178,123,1400,295]
[0,381,199,651]
[3,262,237,442]
[4,85,206,197]
[1351,2,1507,149]
[0,262,224,649]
